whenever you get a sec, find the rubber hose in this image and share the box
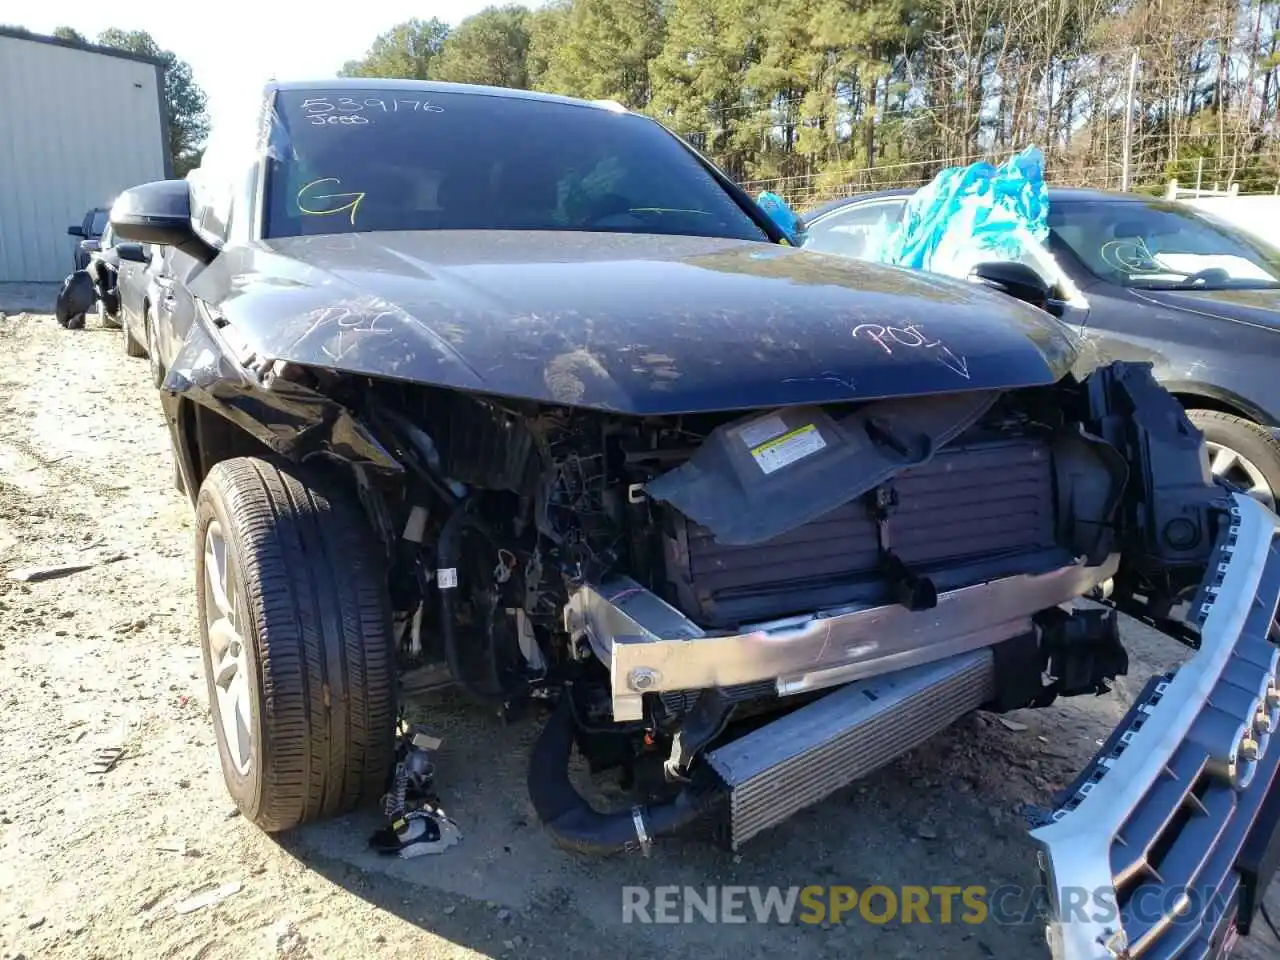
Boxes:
[528,696,711,856]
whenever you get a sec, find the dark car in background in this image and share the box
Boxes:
[67,206,111,271]
[803,187,1280,509]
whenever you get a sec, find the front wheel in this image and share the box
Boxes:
[195,456,397,832]
[1188,410,1280,512]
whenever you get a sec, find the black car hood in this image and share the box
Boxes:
[1131,286,1280,332]
[197,231,1083,415]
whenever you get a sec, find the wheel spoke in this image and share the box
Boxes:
[213,656,237,689]
[230,671,252,768]
[208,617,236,666]
[203,528,235,627]
[1206,440,1276,512]
[202,520,253,776]
[1211,445,1239,477]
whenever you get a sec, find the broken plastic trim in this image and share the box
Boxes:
[642,390,1000,545]
[1033,494,1280,959]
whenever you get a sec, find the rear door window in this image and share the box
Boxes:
[803,201,906,260]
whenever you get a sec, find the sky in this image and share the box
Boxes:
[2,0,503,144]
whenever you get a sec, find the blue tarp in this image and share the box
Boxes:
[810,146,1052,281]
[755,190,806,245]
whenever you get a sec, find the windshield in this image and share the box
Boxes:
[262,89,771,242]
[1048,199,1280,290]
[89,209,109,236]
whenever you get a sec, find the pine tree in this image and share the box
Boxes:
[432,6,532,89]
[540,0,667,107]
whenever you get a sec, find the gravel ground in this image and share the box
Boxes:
[1,293,1278,960]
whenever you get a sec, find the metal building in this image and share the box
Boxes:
[0,28,170,282]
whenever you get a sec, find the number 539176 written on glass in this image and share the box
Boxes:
[299,97,446,117]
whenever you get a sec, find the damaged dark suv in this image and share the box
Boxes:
[109,79,1280,960]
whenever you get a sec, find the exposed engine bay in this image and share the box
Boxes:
[227,358,1227,854]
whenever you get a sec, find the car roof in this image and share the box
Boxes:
[803,185,1154,220]
[803,189,913,220]
[265,78,628,114]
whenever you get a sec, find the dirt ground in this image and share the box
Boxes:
[1,291,1278,960]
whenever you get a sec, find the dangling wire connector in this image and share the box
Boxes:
[369,724,463,858]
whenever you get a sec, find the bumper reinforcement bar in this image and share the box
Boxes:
[567,556,1119,722]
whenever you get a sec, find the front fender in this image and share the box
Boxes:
[159,309,404,491]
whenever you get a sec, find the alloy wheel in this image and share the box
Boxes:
[202,520,253,776]
[1206,440,1277,512]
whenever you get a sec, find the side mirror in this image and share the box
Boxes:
[116,242,148,264]
[67,225,86,238]
[110,180,217,265]
[80,238,101,254]
[968,261,1061,316]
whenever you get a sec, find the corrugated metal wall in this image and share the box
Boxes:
[0,35,168,282]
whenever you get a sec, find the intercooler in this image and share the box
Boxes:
[704,647,997,848]
[661,435,1057,627]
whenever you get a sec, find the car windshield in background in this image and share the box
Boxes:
[1048,199,1280,290]
[89,209,109,236]
[262,89,771,243]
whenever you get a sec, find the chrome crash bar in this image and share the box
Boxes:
[565,555,1119,722]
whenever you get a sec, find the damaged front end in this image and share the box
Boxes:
[162,309,1274,956]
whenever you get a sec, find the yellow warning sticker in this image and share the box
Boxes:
[749,423,826,474]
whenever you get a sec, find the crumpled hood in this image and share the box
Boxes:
[198,230,1084,415]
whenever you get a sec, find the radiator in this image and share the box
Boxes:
[661,435,1056,626]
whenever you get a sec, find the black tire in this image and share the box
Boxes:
[1187,410,1280,507]
[123,315,147,357]
[195,456,397,832]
